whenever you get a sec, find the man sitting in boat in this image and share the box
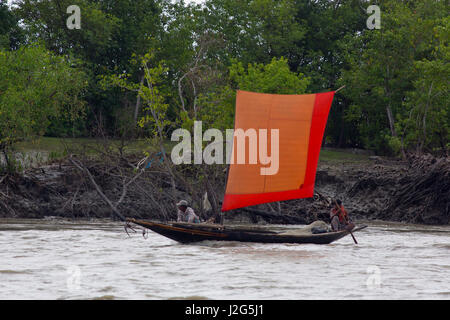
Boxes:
[176,200,200,223]
[330,199,354,231]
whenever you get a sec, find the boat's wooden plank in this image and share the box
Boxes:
[129,218,368,245]
[171,222,279,234]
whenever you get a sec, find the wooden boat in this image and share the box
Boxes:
[128,89,368,245]
[127,218,367,245]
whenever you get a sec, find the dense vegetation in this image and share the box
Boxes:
[0,0,448,161]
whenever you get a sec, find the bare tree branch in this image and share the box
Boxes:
[69,157,127,221]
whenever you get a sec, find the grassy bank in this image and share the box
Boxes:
[15,137,371,165]
[15,137,154,154]
[318,149,371,163]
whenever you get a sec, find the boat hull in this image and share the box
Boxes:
[127,219,367,245]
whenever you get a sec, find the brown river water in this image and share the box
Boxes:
[0,218,448,300]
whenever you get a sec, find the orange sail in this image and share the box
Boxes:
[221,90,335,211]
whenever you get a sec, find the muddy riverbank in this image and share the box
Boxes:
[0,153,448,225]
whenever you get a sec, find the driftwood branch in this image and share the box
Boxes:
[69,157,127,221]
[115,168,146,208]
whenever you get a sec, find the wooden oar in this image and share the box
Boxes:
[350,232,358,244]
[345,218,358,245]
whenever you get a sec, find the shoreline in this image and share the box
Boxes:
[0,152,448,226]
[1,217,449,231]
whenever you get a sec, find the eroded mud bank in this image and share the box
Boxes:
[0,155,448,225]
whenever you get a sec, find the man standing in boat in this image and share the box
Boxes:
[176,200,201,223]
[330,199,354,231]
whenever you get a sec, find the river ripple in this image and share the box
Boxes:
[0,218,448,299]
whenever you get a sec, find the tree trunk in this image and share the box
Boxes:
[386,103,397,137]
[385,66,395,137]
[418,82,434,155]
[386,102,407,159]
[2,149,11,171]
[69,158,127,222]
[337,113,345,148]
[134,74,144,125]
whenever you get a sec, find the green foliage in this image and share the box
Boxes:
[195,57,310,132]
[137,53,171,137]
[230,57,310,94]
[0,152,23,174]
[399,16,449,154]
[200,0,305,65]
[101,50,170,139]
[198,0,368,149]
[196,85,236,131]
[0,45,87,155]
[386,135,403,157]
[0,1,24,49]
[48,149,67,162]
[14,0,152,136]
[340,0,449,155]
[6,0,449,158]
[15,0,120,64]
